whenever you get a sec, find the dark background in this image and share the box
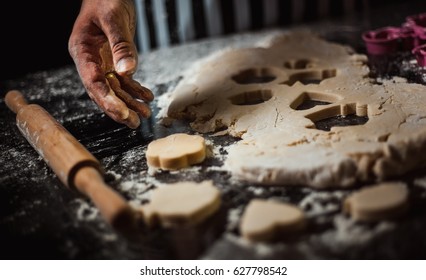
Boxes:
[2,1,81,81]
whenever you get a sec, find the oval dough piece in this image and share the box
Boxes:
[239,199,306,242]
[146,133,206,170]
[141,180,221,228]
[343,182,409,222]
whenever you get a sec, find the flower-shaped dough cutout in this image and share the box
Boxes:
[146,133,206,170]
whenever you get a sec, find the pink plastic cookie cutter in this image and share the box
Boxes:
[362,13,426,67]
[405,13,426,46]
[362,26,401,55]
[398,25,417,50]
[406,12,426,30]
[412,44,426,67]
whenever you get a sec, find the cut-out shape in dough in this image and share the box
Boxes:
[162,31,426,188]
[229,89,273,106]
[146,133,206,170]
[232,68,277,84]
[284,58,315,69]
[140,180,221,228]
[296,100,331,110]
[283,69,337,86]
[289,91,340,110]
[343,182,408,222]
[313,114,369,131]
[239,199,306,242]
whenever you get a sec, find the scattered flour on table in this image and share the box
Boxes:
[314,214,395,250]
[71,198,120,243]
[225,233,279,258]
[226,206,244,232]
[106,170,122,180]
[73,198,99,222]
[117,180,153,206]
[247,186,265,196]
[299,190,348,218]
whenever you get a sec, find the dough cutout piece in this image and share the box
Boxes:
[140,180,221,228]
[239,199,306,242]
[343,182,409,222]
[146,133,206,170]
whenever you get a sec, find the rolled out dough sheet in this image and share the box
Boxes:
[160,30,426,188]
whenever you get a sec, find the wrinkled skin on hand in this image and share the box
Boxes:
[69,0,153,129]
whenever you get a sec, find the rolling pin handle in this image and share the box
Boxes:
[5,90,29,114]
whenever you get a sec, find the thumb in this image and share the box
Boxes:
[104,18,138,75]
[101,0,138,75]
[112,40,138,76]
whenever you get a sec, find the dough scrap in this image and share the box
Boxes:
[239,199,306,242]
[161,30,426,188]
[343,182,408,222]
[140,180,221,227]
[146,133,206,170]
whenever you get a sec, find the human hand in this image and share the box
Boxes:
[68,0,153,129]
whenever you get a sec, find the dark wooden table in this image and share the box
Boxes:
[2,1,426,260]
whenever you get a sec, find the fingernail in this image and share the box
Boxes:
[116,57,136,75]
[125,111,141,129]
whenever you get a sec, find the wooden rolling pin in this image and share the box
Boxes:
[5,90,136,232]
